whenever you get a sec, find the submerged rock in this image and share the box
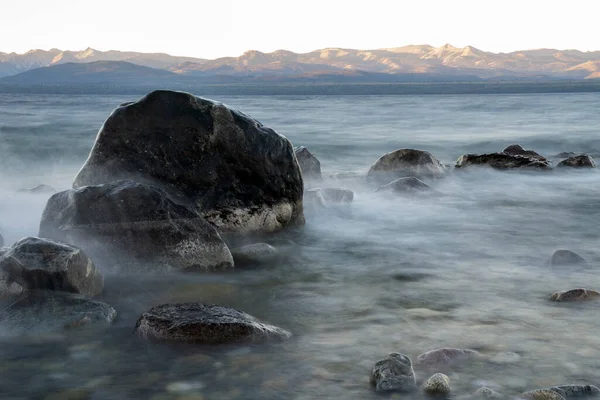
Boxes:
[368,149,446,182]
[557,155,596,168]
[369,352,417,392]
[456,153,552,170]
[0,290,116,335]
[549,288,600,302]
[375,177,442,197]
[231,243,278,265]
[550,250,586,266]
[0,237,103,297]
[475,387,502,399]
[294,146,322,181]
[423,373,451,395]
[135,303,291,344]
[417,348,482,366]
[17,184,57,194]
[503,144,547,161]
[555,152,578,159]
[522,389,567,400]
[548,385,600,398]
[39,180,233,272]
[304,188,354,207]
[73,90,304,234]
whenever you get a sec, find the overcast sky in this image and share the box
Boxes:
[1,0,597,58]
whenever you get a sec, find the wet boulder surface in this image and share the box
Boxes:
[456,152,553,170]
[135,303,292,344]
[548,385,600,399]
[39,180,233,272]
[368,149,446,183]
[369,352,417,392]
[0,237,103,297]
[73,90,304,234]
[557,155,596,168]
[0,290,116,335]
[294,146,322,181]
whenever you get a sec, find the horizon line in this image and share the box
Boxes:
[3,44,600,60]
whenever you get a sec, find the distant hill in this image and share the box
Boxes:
[1,44,600,85]
[0,61,178,85]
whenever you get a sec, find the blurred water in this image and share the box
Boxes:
[1,93,600,399]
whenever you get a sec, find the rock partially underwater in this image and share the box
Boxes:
[0,237,103,297]
[73,90,304,234]
[0,290,116,335]
[135,303,291,344]
[368,149,446,182]
[369,352,417,392]
[294,146,322,181]
[39,180,233,272]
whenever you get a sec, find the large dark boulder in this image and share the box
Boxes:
[135,303,291,344]
[0,237,103,297]
[368,149,446,182]
[0,290,116,335]
[39,180,233,272]
[294,146,322,181]
[557,155,596,168]
[456,153,552,170]
[503,144,546,161]
[549,288,600,302]
[73,90,304,233]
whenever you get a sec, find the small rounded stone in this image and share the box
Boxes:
[423,373,451,395]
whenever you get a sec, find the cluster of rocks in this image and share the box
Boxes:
[370,349,600,399]
[1,90,304,340]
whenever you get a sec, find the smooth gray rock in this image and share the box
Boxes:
[0,237,103,297]
[39,180,233,272]
[375,177,442,197]
[557,155,596,168]
[548,385,600,398]
[0,246,8,258]
[294,146,322,181]
[368,149,446,182]
[17,184,57,194]
[417,348,482,365]
[73,90,304,234]
[503,144,547,161]
[231,243,278,265]
[550,250,586,266]
[456,153,552,170]
[0,290,116,335]
[135,303,291,344]
[305,188,354,207]
[369,352,417,392]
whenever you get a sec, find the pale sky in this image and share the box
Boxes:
[1,0,598,58]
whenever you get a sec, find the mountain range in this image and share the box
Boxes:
[1,45,600,85]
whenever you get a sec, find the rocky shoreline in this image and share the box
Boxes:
[1,90,599,399]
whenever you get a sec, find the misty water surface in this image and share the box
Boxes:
[0,93,599,399]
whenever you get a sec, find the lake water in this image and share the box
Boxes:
[1,92,600,399]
